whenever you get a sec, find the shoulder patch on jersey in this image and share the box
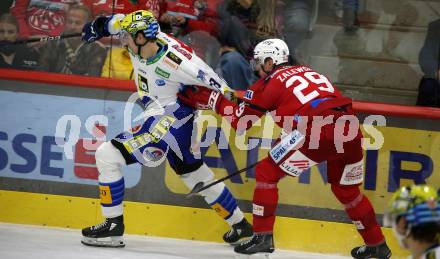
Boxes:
[155,67,170,78]
[244,90,254,100]
[166,52,182,65]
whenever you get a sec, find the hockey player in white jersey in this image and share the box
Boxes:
[384,185,440,259]
[80,10,252,247]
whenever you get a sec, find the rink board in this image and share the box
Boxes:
[1,76,439,258]
[0,190,408,257]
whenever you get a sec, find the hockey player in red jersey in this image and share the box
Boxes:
[178,38,392,258]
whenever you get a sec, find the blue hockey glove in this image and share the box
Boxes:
[82,16,111,43]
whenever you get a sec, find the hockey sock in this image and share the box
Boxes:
[331,184,384,245]
[209,187,239,222]
[95,141,126,218]
[252,182,278,233]
[99,177,125,218]
[180,163,244,225]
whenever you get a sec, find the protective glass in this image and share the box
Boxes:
[250,58,265,72]
[119,31,133,47]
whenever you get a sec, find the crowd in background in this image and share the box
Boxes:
[0,0,439,107]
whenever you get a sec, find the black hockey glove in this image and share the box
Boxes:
[82,16,111,43]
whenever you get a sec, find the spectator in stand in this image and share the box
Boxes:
[159,0,222,65]
[332,0,360,33]
[417,18,440,107]
[10,0,87,38]
[219,0,282,58]
[219,0,259,52]
[342,0,360,33]
[0,0,13,15]
[100,46,133,79]
[158,0,221,38]
[89,0,161,18]
[281,0,313,54]
[254,0,282,41]
[39,4,106,76]
[215,13,255,90]
[0,13,39,69]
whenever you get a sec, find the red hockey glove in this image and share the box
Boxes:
[178,86,221,111]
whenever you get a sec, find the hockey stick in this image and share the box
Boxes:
[0,32,83,46]
[186,161,260,197]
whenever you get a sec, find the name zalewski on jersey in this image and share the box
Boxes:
[128,31,230,109]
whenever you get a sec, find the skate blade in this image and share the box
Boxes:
[233,253,272,259]
[81,236,125,248]
[229,236,253,247]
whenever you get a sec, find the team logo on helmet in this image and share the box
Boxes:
[120,10,159,39]
[253,38,289,66]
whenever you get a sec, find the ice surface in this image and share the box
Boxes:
[0,223,351,259]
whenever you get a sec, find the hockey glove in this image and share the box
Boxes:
[178,86,221,111]
[82,16,111,43]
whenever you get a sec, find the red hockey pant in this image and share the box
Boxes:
[252,115,385,246]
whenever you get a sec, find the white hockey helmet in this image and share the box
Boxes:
[253,38,289,66]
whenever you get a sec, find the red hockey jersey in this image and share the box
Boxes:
[217,65,351,131]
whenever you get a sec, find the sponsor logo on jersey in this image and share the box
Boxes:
[172,45,192,60]
[280,161,301,176]
[288,160,310,170]
[197,70,206,82]
[155,67,170,78]
[269,130,304,163]
[163,58,178,69]
[143,146,165,162]
[138,75,149,93]
[244,90,254,100]
[166,52,182,65]
[271,146,286,162]
[155,79,166,86]
[122,116,175,153]
[279,150,316,177]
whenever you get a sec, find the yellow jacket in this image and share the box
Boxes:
[101,47,134,80]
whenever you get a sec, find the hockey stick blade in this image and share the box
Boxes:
[0,32,83,46]
[186,161,259,198]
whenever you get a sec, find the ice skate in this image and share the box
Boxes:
[351,242,391,259]
[234,233,274,255]
[81,215,125,248]
[223,218,253,244]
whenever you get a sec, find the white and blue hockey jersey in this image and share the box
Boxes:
[126,31,231,108]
